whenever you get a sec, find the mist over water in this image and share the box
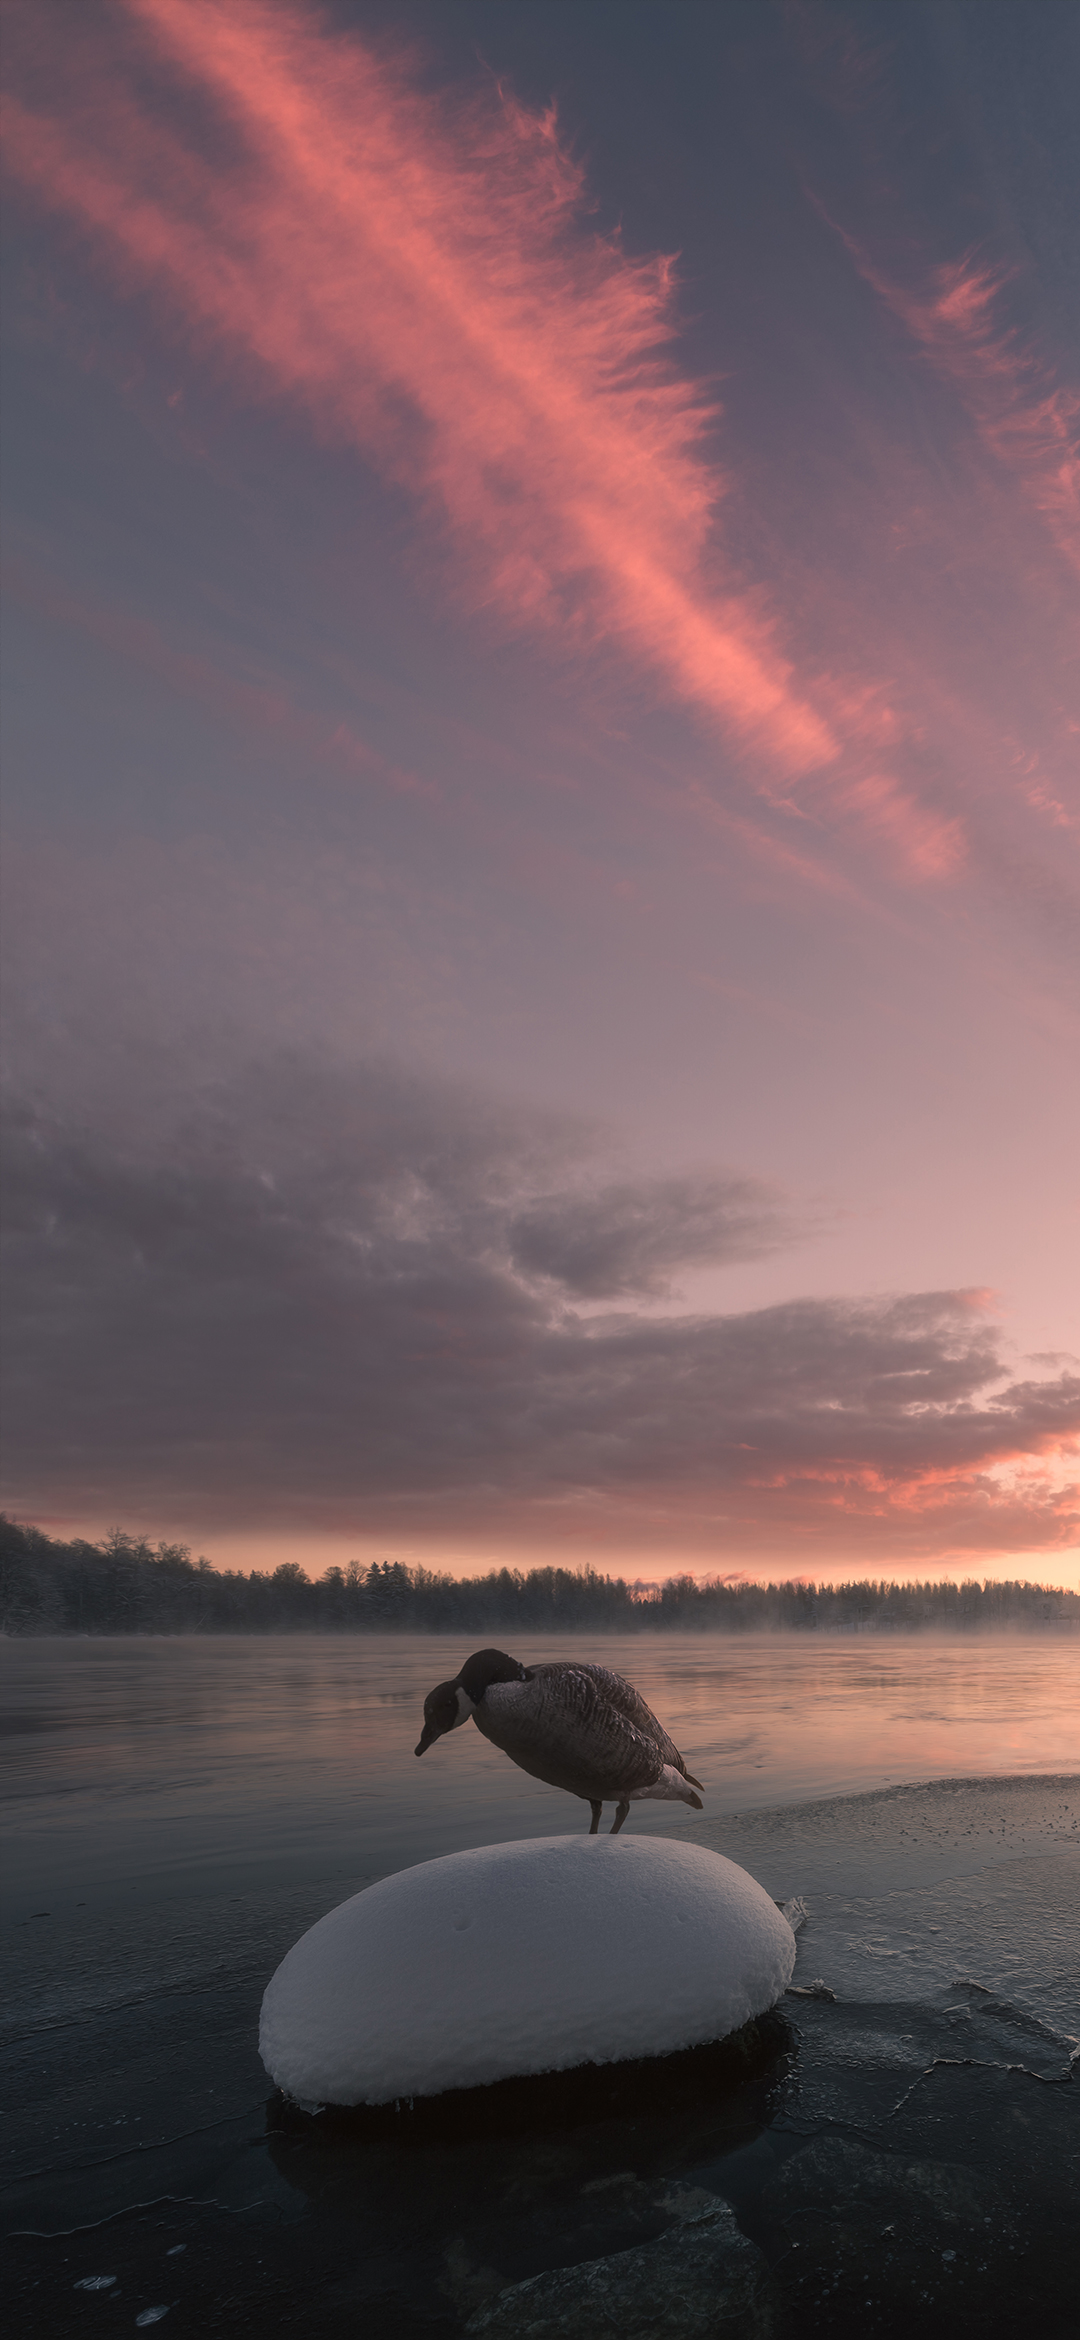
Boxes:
[3,1633,1077,1921]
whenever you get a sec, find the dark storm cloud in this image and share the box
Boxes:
[507,1174,793,1297]
[2,1052,1077,1538]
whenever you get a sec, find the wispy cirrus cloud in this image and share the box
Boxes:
[791,7,1079,586]
[832,235,1080,582]
[0,0,837,779]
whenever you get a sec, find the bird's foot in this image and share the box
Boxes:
[610,1801,630,1834]
[588,1802,602,1834]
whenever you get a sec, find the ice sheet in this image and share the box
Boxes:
[689,1773,1080,2030]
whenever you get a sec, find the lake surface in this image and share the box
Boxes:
[4,1632,1078,1919]
[3,1635,1078,2339]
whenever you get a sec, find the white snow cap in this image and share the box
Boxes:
[259,1834,796,2108]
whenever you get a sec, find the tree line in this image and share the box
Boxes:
[1,1516,1076,1636]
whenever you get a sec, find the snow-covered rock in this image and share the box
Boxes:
[259,1834,797,2108]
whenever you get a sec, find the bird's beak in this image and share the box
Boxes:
[415,1720,440,1756]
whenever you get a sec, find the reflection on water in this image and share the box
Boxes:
[2,1632,1077,1917]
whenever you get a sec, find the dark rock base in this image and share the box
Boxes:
[271,2010,794,2143]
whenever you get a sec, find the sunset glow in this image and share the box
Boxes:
[2,1,1078,1583]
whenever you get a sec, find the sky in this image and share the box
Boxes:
[1,0,1078,1587]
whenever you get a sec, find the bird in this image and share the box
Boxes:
[415,1646,704,1833]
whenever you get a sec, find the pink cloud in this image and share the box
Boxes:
[1,0,839,782]
[832,772,965,881]
[827,230,1080,582]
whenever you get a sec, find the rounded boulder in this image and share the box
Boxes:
[259,1834,797,2108]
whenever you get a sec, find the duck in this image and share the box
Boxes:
[415,1646,704,1833]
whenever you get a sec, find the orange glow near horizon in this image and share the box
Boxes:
[20,1513,1080,1596]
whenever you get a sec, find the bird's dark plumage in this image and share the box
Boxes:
[415,1647,703,1832]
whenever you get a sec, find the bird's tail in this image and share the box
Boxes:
[684,1770,704,1792]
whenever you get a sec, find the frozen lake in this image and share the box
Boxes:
[3,1633,1078,2339]
[3,1631,1078,1917]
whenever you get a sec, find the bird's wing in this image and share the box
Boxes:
[573,1665,702,1786]
[481,1667,664,1798]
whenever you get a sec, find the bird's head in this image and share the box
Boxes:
[414,1648,528,1756]
[414,1678,466,1756]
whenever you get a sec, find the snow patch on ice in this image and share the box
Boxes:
[259,1834,796,2107]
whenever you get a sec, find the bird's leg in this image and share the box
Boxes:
[610,1801,631,1835]
[588,1802,602,1834]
